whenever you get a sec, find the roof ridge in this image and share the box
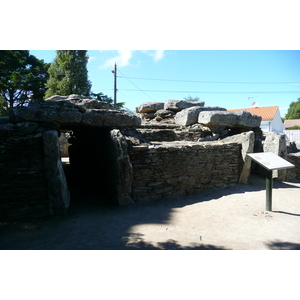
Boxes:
[227,106,279,121]
[228,105,278,110]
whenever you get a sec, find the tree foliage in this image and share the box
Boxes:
[91,92,125,109]
[286,125,300,130]
[45,50,91,98]
[0,50,50,115]
[285,98,300,120]
[183,95,200,101]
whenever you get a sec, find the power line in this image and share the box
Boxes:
[117,90,136,102]
[117,76,300,85]
[121,89,300,94]
[117,69,156,102]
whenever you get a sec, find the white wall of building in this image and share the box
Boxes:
[260,110,284,133]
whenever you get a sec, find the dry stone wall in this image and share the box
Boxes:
[0,122,52,220]
[286,153,300,182]
[128,141,243,201]
[3,95,298,221]
[0,95,142,220]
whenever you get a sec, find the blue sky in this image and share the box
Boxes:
[30,50,300,117]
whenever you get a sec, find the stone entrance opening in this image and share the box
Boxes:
[61,127,119,208]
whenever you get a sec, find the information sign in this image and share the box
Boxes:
[247,152,295,211]
[247,152,295,171]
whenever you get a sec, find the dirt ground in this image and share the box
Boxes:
[1,173,299,250]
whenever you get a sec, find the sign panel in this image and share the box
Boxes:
[247,152,295,171]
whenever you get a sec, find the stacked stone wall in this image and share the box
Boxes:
[0,129,49,220]
[0,121,70,220]
[286,153,300,182]
[128,142,243,201]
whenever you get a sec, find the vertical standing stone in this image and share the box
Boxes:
[110,129,134,205]
[263,132,287,180]
[43,130,70,214]
[222,131,255,184]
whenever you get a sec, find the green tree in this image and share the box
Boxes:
[91,92,125,109]
[285,98,300,120]
[45,50,91,98]
[0,95,8,116]
[286,125,300,130]
[183,95,200,101]
[0,50,50,114]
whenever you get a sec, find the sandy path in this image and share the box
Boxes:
[1,174,299,250]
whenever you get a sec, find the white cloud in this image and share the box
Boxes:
[153,50,165,62]
[141,50,165,62]
[88,56,96,63]
[100,50,134,69]
[100,50,165,68]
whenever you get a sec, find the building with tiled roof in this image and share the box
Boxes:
[284,119,300,129]
[228,106,284,133]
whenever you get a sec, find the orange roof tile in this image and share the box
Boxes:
[228,106,279,121]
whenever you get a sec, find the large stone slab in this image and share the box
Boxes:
[10,100,82,126]
[136,102,164,113]
[45,95,68,101]
[10,99,140,128]
[164,100,205,112]
[82,109,141,127]
[45,94,92,101]
[71,99,113,111]
[45,94,113,111]
[198,110,261,129]
[175,106,227,126]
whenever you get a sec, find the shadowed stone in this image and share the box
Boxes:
[10,100,141,128]
[10,100,82,126]
[82,109,141,127]
[43,130,70,214]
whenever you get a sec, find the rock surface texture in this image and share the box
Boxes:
[136,102,164,113]
[2,96,297,222]
[164,100,205,111]
[198,110,262,130]
[175,106,226,126]
[10,98,141,128]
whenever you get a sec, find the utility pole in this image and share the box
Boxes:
[112,63,117,108]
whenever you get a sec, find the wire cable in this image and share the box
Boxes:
[121,89,300,94]
[117,69,156,102]
[117,76,300,85]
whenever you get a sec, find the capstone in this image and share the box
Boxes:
[198,110,261,129]
[164,100,205,112]
[175,106,227,126]
[136,102,164,113]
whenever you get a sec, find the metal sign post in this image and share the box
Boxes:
[247,152,294,211]
[265,169,273,211]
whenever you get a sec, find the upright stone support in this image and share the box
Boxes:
[110,129,134,205]
[43,130,70,214]
[263,132,288,180]
[222,131,255,184]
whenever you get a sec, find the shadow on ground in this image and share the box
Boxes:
[0,173,298,250]
[266,240,300,250]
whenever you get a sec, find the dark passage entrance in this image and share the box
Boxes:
[62,127,118,208]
